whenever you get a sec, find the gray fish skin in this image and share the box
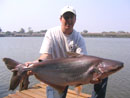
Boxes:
[3,54,123,91]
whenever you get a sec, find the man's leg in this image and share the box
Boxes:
[91,77,108,98]
[46,86,68,98]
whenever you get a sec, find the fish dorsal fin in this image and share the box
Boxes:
[66,52,82,58]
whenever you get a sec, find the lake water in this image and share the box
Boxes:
[0,37,130,98]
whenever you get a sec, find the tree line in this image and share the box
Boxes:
[0,27,47,35]
[0,27,130,37]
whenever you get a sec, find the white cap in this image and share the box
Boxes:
[60,6,76,16]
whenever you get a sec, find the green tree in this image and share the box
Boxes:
[28,27,33,34]
[5,31,11,35]
[19,28,25,33]
[117,31,126,33]
[40,30,47,33]
[0,27,2,32]
[83,30,88,33]
[109,31,116,33]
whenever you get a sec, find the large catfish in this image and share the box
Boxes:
[3,53,123,93]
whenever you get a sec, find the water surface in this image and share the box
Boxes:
[0,37,129,98]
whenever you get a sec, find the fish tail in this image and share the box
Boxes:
[9,71,22,90]
[3,58,29,90]
[3,58,20,70]
[19,73,30,91]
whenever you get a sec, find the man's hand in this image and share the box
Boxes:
[25,61,38,75]
[25,60,38,67]
[90,79,102,84]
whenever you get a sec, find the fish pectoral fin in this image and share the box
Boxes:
[74,85,82,97]
[66,52,82,58]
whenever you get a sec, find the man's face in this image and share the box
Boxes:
[60,12,76,30]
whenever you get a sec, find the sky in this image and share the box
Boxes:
[0,0,130,33]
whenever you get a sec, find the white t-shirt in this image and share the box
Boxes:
[40,26,87,59]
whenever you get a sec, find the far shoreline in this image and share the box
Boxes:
[1,33,130,38]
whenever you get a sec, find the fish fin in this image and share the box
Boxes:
[3,58,30,91]
[9,71,22,90]
[66,52,82,58]
[19,73,30,91]
[3,58,20,70]
[9,70,29,91]
[92,70,102,81]
[91,70,102,84]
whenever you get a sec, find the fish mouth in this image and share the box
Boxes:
[97,63,124,80]
[107,65,123,74]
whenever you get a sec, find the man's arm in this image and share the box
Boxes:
[38,53,52,61]
[25,53,52,66]
[25,53,52,75]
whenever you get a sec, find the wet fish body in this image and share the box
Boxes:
[3,54,123,91]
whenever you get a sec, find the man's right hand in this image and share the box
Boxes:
[25,61,38,75]
[25,60,38,67]
[25,61,33,67]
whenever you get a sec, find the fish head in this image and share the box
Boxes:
[95,59,124,80]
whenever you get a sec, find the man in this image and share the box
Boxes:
[26,6,108,98]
